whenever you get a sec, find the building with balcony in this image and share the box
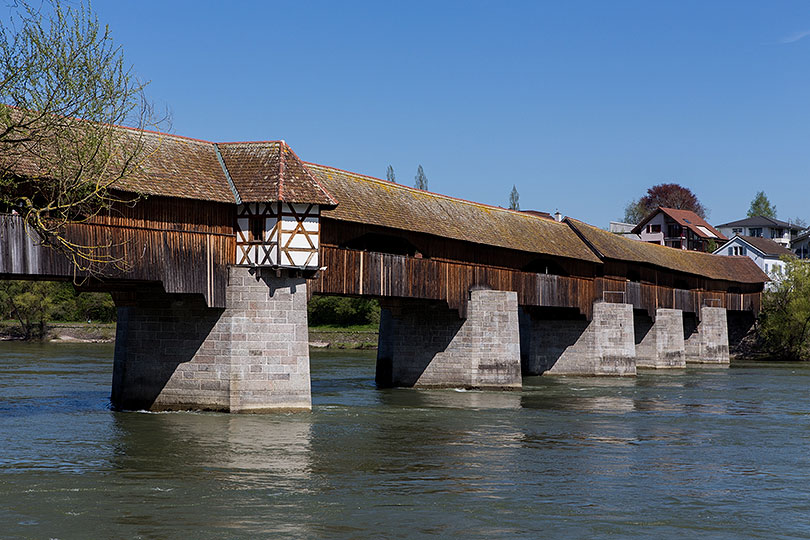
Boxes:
[632,207,726,251]
[714,216,802,248]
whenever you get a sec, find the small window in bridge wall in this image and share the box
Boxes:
[235,203,320,268]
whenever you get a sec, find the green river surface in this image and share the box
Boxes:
[1,342,810,539]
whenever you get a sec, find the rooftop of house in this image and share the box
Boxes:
[715,215,800,230]
[719,235,795,258]
[631,207,727,241]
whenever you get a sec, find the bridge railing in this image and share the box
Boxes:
[313,245,762,319]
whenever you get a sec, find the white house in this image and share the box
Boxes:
[714,216,802,248]
[713,235,793,289]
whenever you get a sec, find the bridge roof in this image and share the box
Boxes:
[1,112,336,205]
[305,162,602,264]
[216,142,336,205]
[112,129,237,203]
[566,218,768,283]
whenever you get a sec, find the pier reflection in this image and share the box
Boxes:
[110,412,314,537]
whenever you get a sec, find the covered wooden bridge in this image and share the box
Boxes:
[0,126,768,412]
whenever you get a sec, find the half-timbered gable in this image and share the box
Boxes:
[217,141,336,269]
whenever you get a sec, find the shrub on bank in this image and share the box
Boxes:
[0,281,115,339]
[307,295,380,328]
[758,257,810,360]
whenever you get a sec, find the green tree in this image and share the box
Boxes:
[622,199,647,224]
[307,295,380,327]
[386,165,395,183]
[509,185,520,210]
[0,281,57,338]
[414,165,428,190]
[747,191,777,218]
[76,291,115,322]
[759,256,810,360]
[0,0,159,273]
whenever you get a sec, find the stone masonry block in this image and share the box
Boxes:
[111,267,312,412]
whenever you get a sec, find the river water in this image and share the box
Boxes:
[1,342,810,539]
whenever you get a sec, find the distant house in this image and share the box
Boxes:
[609,221,641,240]
[631,207,726,251]
[713,235,793,289]
[792,230,810,259]
[714,216,801,248]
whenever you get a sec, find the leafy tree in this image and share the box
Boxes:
[623,183,707,223]
[76,290,115,322]
[0,279,116,339]
[759,257,810,360]
[414,164,428,190]
[0,281,56,338]
[622,199,647,224]
[509,185,520,210]
[386,165,396,183]
[626,183,708,224]
[747,191,777,218]
[0,0,159,273]
[307,295,380,327]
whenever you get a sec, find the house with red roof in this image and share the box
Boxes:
[631,207,727,252]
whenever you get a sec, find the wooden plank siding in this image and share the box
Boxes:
[311,245,762,319]
[0,195,763,317]
[0,196,235,307]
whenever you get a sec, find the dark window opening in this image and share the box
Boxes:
[674,279,689,290]
[250,216,265,242]
[522,259,569,276]
[627,270,641,283]
[341,233,422,257]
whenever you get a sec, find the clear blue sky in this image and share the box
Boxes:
[92,1,810,227]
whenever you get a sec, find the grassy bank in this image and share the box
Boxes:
[0,320,116,342]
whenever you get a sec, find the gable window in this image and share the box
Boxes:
[250,216,265,242]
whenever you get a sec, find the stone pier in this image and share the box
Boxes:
[684,306,729,364]
[375,289,522,389]
[111,267,311,412]
[634,308,686,368]
[520,302,636,376]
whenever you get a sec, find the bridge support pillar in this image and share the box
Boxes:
[111,267,311,412]
[376,290,522,390]
[634,308,686,368]
[684,306,729,364]
[520,302,636,376]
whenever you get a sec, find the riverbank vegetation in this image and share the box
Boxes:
[0,281,115,339]
[758,257,810,360]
